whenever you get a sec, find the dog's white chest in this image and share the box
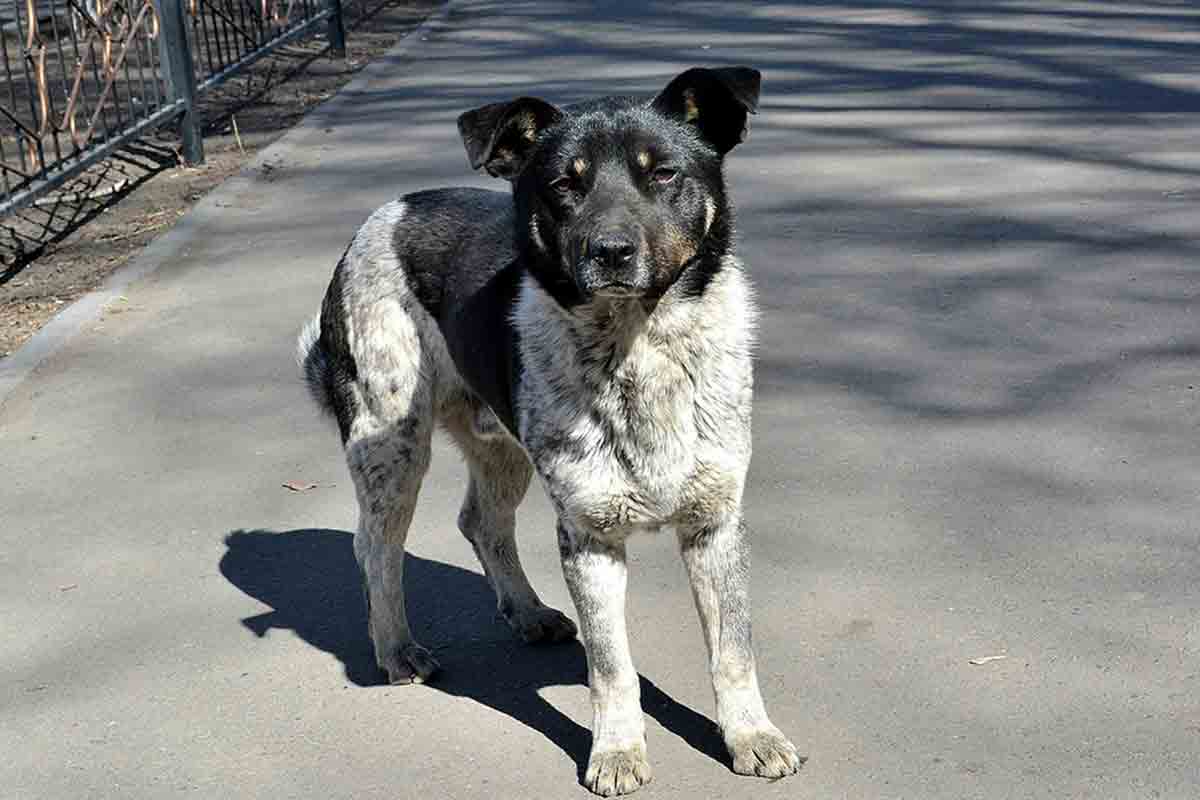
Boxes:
[522,338,741,537]
[514,269,755,538]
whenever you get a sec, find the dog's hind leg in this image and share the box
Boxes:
[346,402,439,685]
[340,281,443,686]
[443,402,578,644]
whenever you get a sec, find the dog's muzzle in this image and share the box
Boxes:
[575,229,648,299]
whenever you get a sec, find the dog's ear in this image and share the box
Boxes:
[652,67,761,155]
[457,97,562,180]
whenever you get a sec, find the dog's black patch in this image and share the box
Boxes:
[389,188,524,435]
[316,250,360,443]
[440,259,524,435]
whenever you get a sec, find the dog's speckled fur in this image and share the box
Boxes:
[299,67,800,796]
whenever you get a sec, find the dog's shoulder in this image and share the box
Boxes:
[383,188,515,316]
[327,187,525,433]
[388,188,525,434]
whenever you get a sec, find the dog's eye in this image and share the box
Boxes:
[549,176,574,194]
[651,167,678,185]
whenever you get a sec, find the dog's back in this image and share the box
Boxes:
[300,187,521,439]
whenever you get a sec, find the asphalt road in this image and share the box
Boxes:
[3,2,1199,798]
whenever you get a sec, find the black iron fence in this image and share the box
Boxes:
[0,0,342,217]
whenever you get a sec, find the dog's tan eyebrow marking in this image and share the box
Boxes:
[571,157,588,175]
[636,151,652,169]
[683,89,700,123]
[516,111,539,142]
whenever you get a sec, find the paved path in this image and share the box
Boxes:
[3,2,1199,797]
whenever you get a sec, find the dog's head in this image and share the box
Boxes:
[458,67,761,309]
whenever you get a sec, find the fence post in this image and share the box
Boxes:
[327,0,346,58]
[156,0,204,165]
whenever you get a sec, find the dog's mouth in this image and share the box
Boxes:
[591,283,642,298]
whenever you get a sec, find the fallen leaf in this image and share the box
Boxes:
[968,653,1008,666]
[281,480,318,493]
[58,583,78,592]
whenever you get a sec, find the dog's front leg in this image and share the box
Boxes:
[678,516,803,778]
[558,522,652,796]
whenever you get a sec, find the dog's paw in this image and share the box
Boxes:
[728,725,804,778]
[505,604,578,645]
[380,642,440,685]
[584,743,652,796]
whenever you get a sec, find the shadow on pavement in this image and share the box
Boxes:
[219,528,729,776]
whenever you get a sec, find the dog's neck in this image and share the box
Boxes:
[512,258,756,492]
[515,257,755,385]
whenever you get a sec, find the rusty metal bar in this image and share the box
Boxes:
[1,0,346,217]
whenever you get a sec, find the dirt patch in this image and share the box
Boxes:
[0,0,439,359]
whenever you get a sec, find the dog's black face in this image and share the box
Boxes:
[458,67,761,310]
[519,104,726,307]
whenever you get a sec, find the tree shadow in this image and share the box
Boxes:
[219,527,729,779]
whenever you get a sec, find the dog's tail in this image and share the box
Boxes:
[297,314,336,418]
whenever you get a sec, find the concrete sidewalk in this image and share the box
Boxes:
[3,1,1199,797]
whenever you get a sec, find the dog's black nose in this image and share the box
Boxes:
[589,232,637,269]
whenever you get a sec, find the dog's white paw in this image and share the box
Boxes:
[380,642,440,685]
[584,743,652,796]
[728,725,804,778]
[504,604,578,644]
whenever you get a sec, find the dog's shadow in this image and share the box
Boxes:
[219,528,728,776]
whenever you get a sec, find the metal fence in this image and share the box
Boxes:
[0,0,342,217]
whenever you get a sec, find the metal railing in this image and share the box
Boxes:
[0,0,342,217]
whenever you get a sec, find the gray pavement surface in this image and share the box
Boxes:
[3,1,1200,797]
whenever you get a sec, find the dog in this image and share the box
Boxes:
[298,66,800,796]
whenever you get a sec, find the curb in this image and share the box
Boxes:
[0,0,458,408]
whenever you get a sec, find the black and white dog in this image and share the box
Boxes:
[299,66,800,796]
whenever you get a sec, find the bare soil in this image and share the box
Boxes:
[0,0,438,359]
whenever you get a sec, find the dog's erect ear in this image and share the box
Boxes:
[651,67,761,155]
[457,97,562,180]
